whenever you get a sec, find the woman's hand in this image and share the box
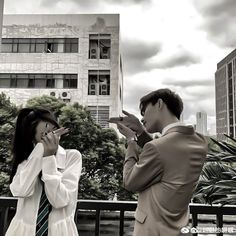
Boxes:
[41,127,69,157]
[41,132,59,157]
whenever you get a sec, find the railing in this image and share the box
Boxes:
[0,197,236,236]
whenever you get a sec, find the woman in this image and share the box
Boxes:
[6,108,82,236]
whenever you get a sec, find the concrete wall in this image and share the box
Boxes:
[0,0,4,52]
[0,14,122,130]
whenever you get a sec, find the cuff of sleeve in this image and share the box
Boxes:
[137,131,152,148]
[125,141,139,162]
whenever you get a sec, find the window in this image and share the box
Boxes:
[89,34,111,59]
[28,75,35,88]
[16,74,29,88]
[46,75,55,88]
[88,70,110,95]
[0,74,11,88]
[0,73,77,88]
[1,38,79,53]
[1,39,13,53]
[63,74,78,88]
[10,74,17,88]
[228,62,232,78]
[18,39,30,53]
[35,39,46,53]
[64,38,78,53]
[87,106,110,128]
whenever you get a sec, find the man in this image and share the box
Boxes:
[109,88,208,236]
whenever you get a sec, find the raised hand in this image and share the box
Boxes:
[117,122,136,141]
[41,127,69,157]
[109,110,145,135]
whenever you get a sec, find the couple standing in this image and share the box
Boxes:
[6,88,207,236]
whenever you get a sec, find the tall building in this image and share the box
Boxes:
[196,111,207,136]
[0,0,4,52]
[215,49,236,140]
[0,14,123,129]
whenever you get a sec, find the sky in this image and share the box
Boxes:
[3,0,236,135]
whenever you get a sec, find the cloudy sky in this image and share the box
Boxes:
[4,0,236,134]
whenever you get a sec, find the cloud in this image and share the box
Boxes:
[122,41,202,75]
[122,39,162,75]
[193,0,236,48]
[156,50,201,68]
[40,0,151,9]
[124,85,153,111]
[163,78,214,88]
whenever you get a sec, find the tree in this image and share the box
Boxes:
[26,95,66,117]
[0,94,137,200]
[193,135,236,205]
[26,96,137,200]
[59,103,137,200]
[0,93,18,196]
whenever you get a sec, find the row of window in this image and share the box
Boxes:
[1,38,78,53]
[0,71,111,95]
[0,74,77,88]
[1,34,111,59]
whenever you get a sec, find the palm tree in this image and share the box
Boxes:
[193,135,236,205]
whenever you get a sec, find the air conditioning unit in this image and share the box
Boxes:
[60,91,71,99]
[90,42,97,59]
[101,47,109,59]
[49,91,59,98]
[89,83,96,95]
[100,84,108,95]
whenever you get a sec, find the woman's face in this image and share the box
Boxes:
[34,121,57,143]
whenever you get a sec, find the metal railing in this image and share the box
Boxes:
[0,197,236,236]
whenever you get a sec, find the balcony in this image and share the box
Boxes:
[0,197,236,236]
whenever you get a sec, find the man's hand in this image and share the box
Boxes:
[109,110,145,136]
[117,123,136,141]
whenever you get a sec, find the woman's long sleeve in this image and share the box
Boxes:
[10,143,44,197]
[41,149,82,209]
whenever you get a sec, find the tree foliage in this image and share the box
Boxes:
[0,93,18,196]
[193,135,236,205]
[0,94,137,200]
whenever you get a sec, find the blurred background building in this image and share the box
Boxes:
[215,49,236,140]
[0,14,123,129]
[196,111,208,136]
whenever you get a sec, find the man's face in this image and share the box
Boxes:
[141,102,162,133]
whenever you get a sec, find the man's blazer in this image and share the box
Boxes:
[123,125,208,236]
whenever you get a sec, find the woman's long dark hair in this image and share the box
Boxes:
[10,108,60,182]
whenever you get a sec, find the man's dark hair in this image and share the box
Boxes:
[139,88,183,119]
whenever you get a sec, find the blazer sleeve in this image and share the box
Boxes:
[41,149,82,209]
[137,131,153,148]
[10,143,44,197]
[123,141,163,192]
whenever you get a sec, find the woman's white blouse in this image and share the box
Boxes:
[6,143,82,236]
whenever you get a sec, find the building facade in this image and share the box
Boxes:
[215,49,236,140]
[0,14,123,129]
[0,0,4,52]
[196,111,207,136]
